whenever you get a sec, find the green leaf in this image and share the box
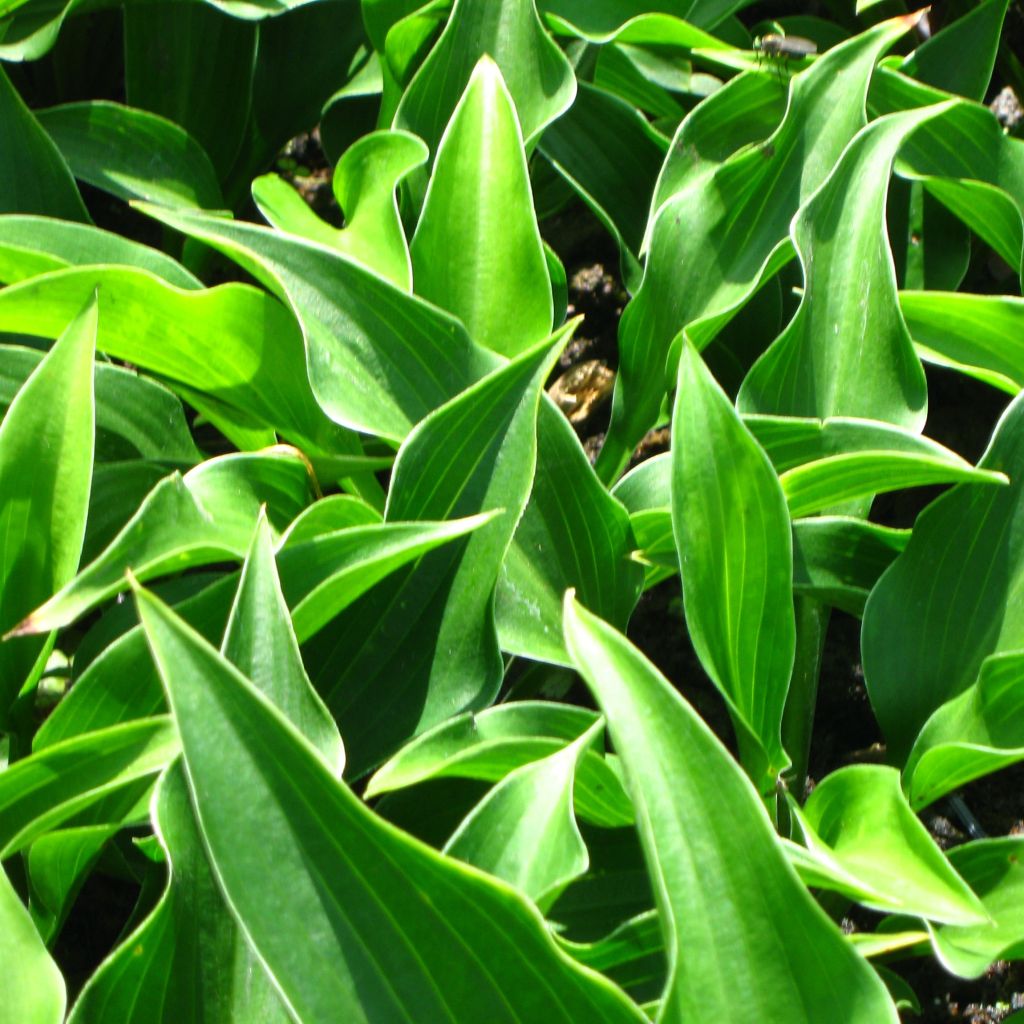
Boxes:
[34,513,495,747]
[305,326,571,774]
[557,911,666,1006]
[138,203,497,442]
[444,720,601,907]
[67,764,291,1024]
[412,57,552,357]
[0,346,200,464]
[0,265,349,453]
[739,104,952,430]
[793,765,989,925]
[0,65,88,221]
[0,717,179,858]
[870,74,1024,282]
[790,516,908,617]
[779,449,1005,518]
[0,296,95,723]
[905,650,1024,810]
[644,72,784,237]
[222,511,345,774]
[496,401,643,667]
[124,2,256,179]
[253,129,428,290]
[14,449,313,636]
[863,392,1024,759]
[562,595,900,1024]
[898,0,1008,102]
[0,864,64,1024]
[395,0,576,160]
[539,1,740,40]
[26,825,115,943]
[539,81,667,286]
[745,415,1007,516]
[0,215,201,289]
[929,838,1024,978]
[598,15,919,480]
[36,101,225,210]
[901,291,1024,395]
[286,513,497,642]
[672,341,794,784]
[366,702,634,828]
[134,582,647,1024]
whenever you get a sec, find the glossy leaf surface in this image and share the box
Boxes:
[136,582,647,1024]
[672,341,794,783]
[412,57,552,357]
[0,297,95,722]
[563,596,899,1023]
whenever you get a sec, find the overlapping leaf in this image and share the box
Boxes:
[303,327,571,774]
[135,582,647,1023]
[597,14,919,480]
[863,392,1024,759]
[563,595,900,1023]
[0,297,95,724]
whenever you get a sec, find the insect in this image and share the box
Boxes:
[753,33,819,60]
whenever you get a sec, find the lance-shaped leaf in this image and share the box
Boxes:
[597,15,919,480]
[792,765,989,926]
[927,838,1024,979]
[444,720,603,907]
[34,514,492,747]
[223,512,345,775]
[862,392,1024,760]
[36,101,225,210]
[0,296,95,722]
[366,702,633,828]
[672,340,794,784]
[0,265,350,453]
[67,764,292,1024]
[743,415,1007,516]
[0,717,179,858]
[563,595,900,1024]
[134,582,647,1024]
[497,400,643,667]
[394,0,576,156]
[0,864,64,1024]
[253,130,428,291]
[904,650,1024,810]
[739,105,953,430]
[901,291,1024,395]
[0,65,88,221]
[412,57,552,357]
[0,215,201,288]
[139,203,497,441]
[304,326,572,775]
[71,520,348,1024]
[13,448,313,636]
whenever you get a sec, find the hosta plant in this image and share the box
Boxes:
[2,0,1024,1021]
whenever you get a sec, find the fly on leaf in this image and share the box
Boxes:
[754,33,819,59]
